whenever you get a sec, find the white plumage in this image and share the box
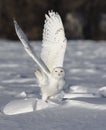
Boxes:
[41,11,67,72]
[14,11,67,101]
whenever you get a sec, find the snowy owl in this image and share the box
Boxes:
[14,10,67,101]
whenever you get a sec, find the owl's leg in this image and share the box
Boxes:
[40,87,49,102]
[35,70,49,101]
[42,95,47,102]
[42,94,50,102]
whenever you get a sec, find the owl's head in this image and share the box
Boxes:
[51,67,65,79]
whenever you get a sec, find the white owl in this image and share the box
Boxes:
[14,11,67,101]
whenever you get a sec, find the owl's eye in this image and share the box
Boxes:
[55,70,57,72]
[60,70,63,72]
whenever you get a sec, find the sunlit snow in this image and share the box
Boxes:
[0,40,106,130]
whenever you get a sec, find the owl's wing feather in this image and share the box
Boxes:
[14,20,50,76]
[41,11,67,72]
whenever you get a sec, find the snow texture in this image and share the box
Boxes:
[0,40,106,130]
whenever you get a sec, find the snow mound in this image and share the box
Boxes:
[3,98,36,115]
[36,99,59,111]
[69,85,88,93]
[15,91,27,98]
[64,93,96,99]
[98,86,106,97]
[66,100,106,110]
[3,98,59,115]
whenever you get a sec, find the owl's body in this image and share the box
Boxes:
[35,67,65,101]
[41,75,65,101]
[14,11,67,101]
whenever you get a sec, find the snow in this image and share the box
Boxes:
[3,98,36,115]
[0,40,106,130]
[98,86,106,97]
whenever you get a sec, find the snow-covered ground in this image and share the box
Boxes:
[0,40,106,130]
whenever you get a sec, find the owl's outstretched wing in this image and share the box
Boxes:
[41,11,67,72]
[14,20,50,76]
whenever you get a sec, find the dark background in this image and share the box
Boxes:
[0,0,106,40]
